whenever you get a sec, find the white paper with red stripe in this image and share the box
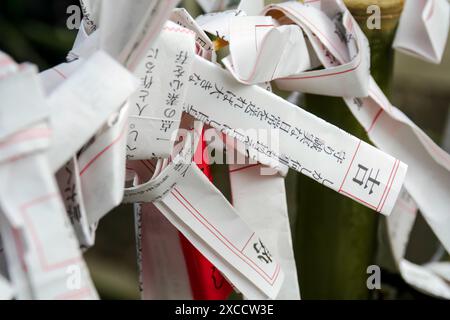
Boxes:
[386,189,450,299]
[123,120,285,299]
[0,154,98,300]
[393,0,450,64]
[0,60,50,143]
[39,51,138,231]
[185,55,407,216]
[127,22,196,159]
[152,165,285,299]
[235,0,450,254]
[223,15,312,85]
[0,65,97,299]
[78,104,130,224]
[56,157,96,249]
[228,163,301,299]
[40,51,138,173]
[135,202,194,299]
[131,13,222,300]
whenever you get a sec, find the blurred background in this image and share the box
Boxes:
[0,0,449,299]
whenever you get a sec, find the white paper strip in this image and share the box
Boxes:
[78,104,130,224]
[56,157,95,249]
[127,22,196,159]
[124,120,285,299]
[225,15,312,85]
[42,51,138,173]
[386,189,450,299]
[185,55,407,216]
[393,0,450,64]
[254,0,450,254]
[153,165,285,299]
[228,163,301,300]
[0,153,98,300]
[0,64,50,142]
[136,202,193,299]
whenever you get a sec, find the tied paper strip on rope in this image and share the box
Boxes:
[125,7,402,298]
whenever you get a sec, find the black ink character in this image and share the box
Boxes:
[253,239,272,264]
[352,164,381,195]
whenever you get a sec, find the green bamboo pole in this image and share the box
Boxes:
[293,0,404,299]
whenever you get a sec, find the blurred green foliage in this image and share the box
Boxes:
[0,0,78,70]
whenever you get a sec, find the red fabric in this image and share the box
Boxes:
[179,128,233,300]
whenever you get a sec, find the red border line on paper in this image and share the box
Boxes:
[55,286,91,300]
[338,140,361,192]
[284,5,348,62]
[19,193,82,272]
[139,161,281,286]
[241,232,255,252]
[338,140,400,212]
[0,128,51,150]
[52,67,67,79]
[367,109,384,133]
[280,55,362,81]
[379,160,400,213]
[171,188,280,285]
[79,125,126,176]
[376,159,398,211]
[229,164,260,173]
